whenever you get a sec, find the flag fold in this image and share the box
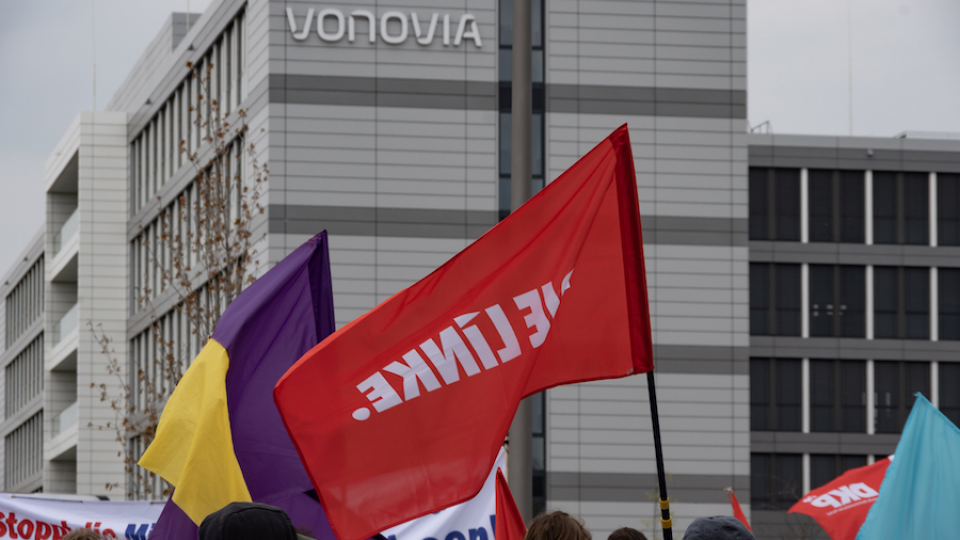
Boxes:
[140,231,336,539]
[275,125,653,540]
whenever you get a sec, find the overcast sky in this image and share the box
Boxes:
[1,0,959,273]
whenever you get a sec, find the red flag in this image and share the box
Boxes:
[496,471,527,540]
[725,488,752,532]
[788,457,892,540]
[274,125,653,540]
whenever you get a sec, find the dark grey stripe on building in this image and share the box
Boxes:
[270,205,747,247]
[269,75,747,119]
[751,335,960,361]
[548,471,749,504]
[750,240,960,268]
[749,144,960,173]
[547,84,747,118]
[751,431,900,456]
[654,345,748,375]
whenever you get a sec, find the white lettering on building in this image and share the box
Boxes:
[351,269,575,421]
[286,8,482,48]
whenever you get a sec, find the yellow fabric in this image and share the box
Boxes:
[138,338,251,524]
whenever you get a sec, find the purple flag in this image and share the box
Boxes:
[149,231,336,540]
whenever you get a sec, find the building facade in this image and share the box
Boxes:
[0,0,957,539]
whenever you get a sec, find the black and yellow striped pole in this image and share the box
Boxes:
[647,371,673,539]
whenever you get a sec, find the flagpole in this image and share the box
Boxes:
[647,371,673,540]
[508,0,534,525]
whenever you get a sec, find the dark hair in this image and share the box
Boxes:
[523,511,591,540]
[608,528,647,540]
[62,530,104,540]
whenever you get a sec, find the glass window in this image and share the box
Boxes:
[840,171,865,242]
[942,269,960,340]
[874,266,929,340]
[750,358,801,432]
[940,362,960,426]
[531,391,545,516]
[811,360,866,432]
[809,169,833,243]
[775,169,801,241]
[874,172,929,245]
[751,263,801,336]
[938,173,960,246]
[749,168,769,241]
[751,453,803,510]
[777,264,802,335]
[904,267,930,339]
[875,361,930,434]
[810,265,865,338]
[904,173,929,245]
[811,454,868,491]
[873,172,897,244]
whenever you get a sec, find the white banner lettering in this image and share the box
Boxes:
[0,494,163,540]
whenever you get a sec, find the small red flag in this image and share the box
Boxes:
[274,125,654,540]
[788,457,892,540]
[496,471,527,540]
[725,488,752,532]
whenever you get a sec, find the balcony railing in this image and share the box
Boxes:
[52,303,78,346]
[52,401,78,437]
[52,208,79,256]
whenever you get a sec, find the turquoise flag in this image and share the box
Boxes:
[856,394,960,539]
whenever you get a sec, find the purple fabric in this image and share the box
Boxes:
[150,495,198,540]
[214,231,335,501]
[150,232,336,540]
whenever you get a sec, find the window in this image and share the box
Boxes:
[809,170,864,243]
[940,362,960,426]
[5,335,43,419]
[873,171,928,245]
[938,174,960,246]
[749,167,801,241]
[5,256,44,348]
[498,0,545,221]
[875,361,930,433]
[810,360,866,432]
[874,267,929,340]
[750,358,802,432]
[810,455,867,490]
[939,269,960,340]
[751,453,803,510]
[531,391,545,516]
[750,263,801,336]
[810,265,865,337]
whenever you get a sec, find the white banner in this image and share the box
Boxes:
[382,448,505,540]
[0,494,163,540]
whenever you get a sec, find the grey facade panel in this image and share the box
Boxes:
[549,471,750,504]
[654,345,748,375]
[271,206,748,247]
[749,241,960,267]
[750,432,900,456]
[750,336,960,361]
[748,144,960,173]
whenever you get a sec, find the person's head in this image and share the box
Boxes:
[62,530,103,540]
[524,511,591,540]
[199,502,298,540]
[682,516,755,540]
[608,527,647,540]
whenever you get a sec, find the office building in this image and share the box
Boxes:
[0,0,957,538]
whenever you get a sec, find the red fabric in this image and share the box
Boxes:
[788,457,892,540]
[726,489,752,532]
[274,125,654,540]
[495,471,527,540]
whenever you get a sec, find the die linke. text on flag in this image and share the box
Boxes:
[274,125,654,540]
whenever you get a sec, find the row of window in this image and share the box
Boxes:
[750,167,960,246]
[131,139,245,311]
[751,263,960,340]
[4,256,44,349]
[751,358,960,433]
[4,412,42,491]
[498,0,546,222]
[752,453,868,510]
[5,335,43,419]
[130,10,245,216]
